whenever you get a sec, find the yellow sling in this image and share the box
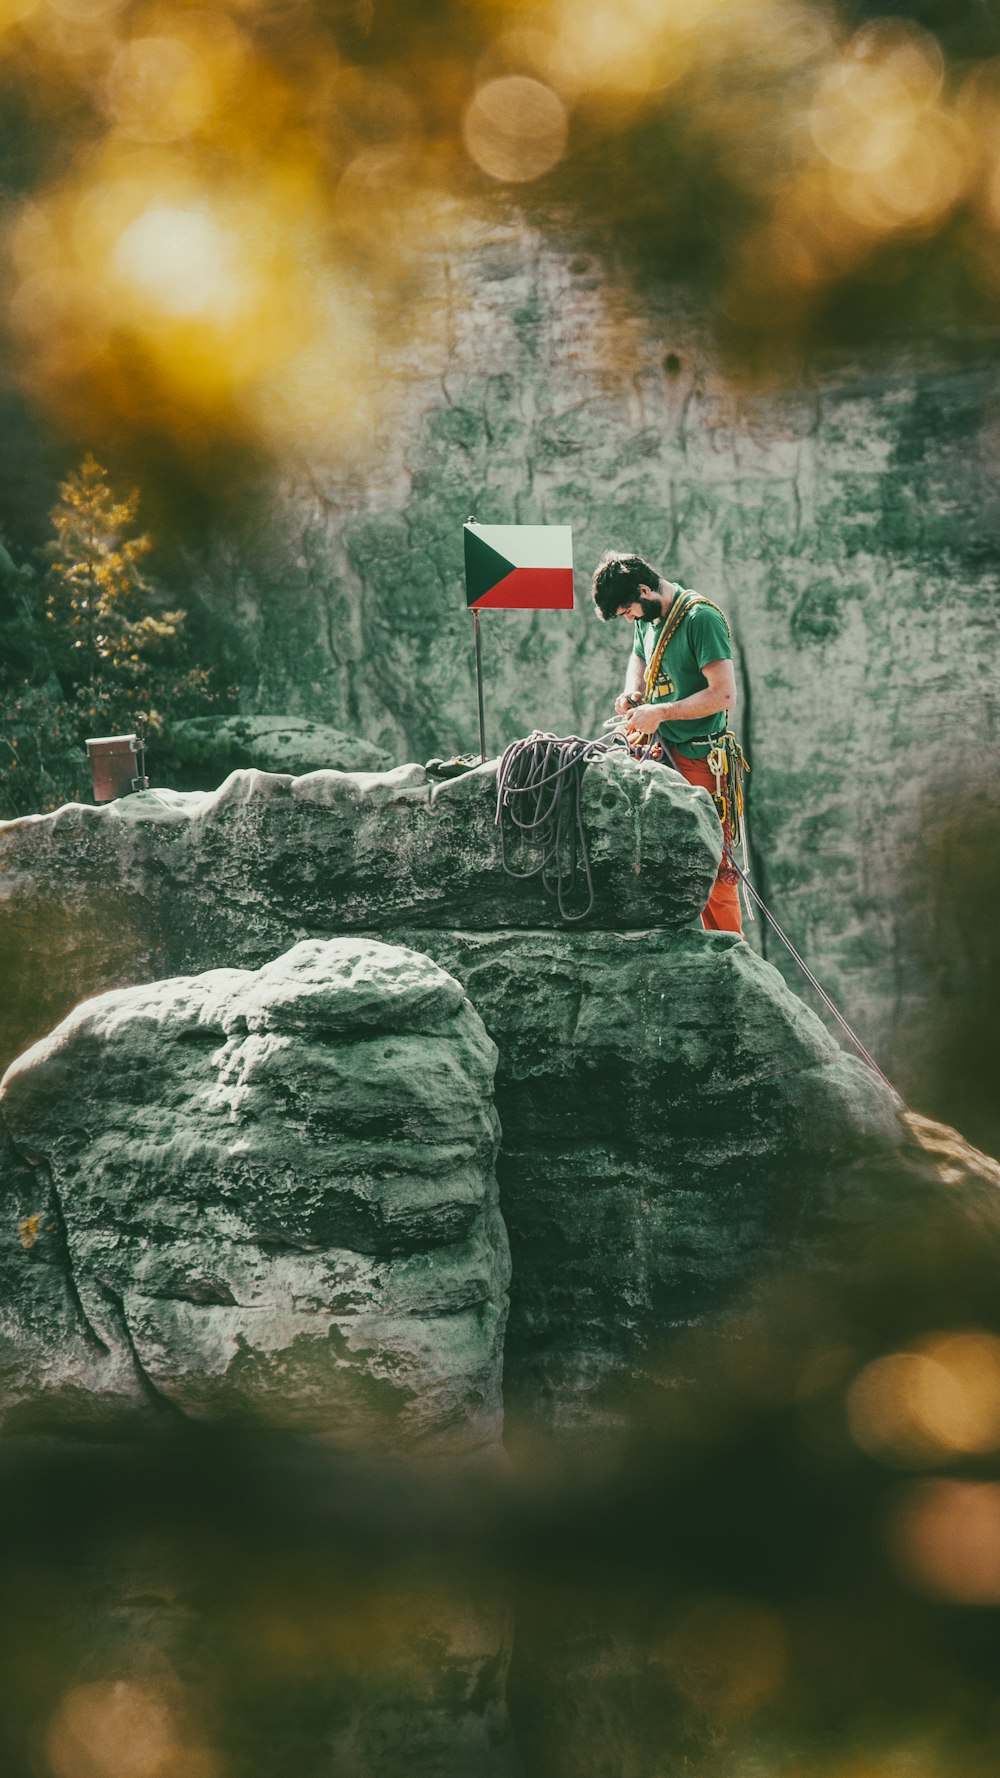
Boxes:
[642,591,729,703]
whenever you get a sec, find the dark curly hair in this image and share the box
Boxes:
[591,551,660,621]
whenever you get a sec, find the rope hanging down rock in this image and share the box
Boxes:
[721,850,899,1097]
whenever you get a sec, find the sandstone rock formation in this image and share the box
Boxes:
[4,755,1000,1446]
[160,713,389,789]
[0,936,509,1451]
[5,753,980,1443]
[0,753,720,1074]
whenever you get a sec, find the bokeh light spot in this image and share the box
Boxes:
[463,76,568,184]
[46,1680,179,1778]
[847,1330,1000,1466]
[809,20,944,185]
[107,36,215,143]
[846,16,944,105]
[658,1596,786,1717]
[112,206,241,318]
[892,1480,1000,1604]
[548,0,700,97]
[809,66,919,175]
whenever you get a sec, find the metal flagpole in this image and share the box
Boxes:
[464,516,573,765]
[472,607,486,763]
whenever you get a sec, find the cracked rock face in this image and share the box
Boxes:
[0,938,510,1449]
[0,753,721,1075]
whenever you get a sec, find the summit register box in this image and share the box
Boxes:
[85,733,148,803]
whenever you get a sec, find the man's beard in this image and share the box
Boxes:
[638,596,663,621]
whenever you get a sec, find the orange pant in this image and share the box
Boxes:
[669,752,744,935]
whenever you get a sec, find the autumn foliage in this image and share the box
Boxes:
[0,456,232,817]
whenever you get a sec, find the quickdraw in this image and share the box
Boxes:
[701,731,749,899]
[706,732,749,852]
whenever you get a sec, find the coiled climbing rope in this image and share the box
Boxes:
[495,730,623,922]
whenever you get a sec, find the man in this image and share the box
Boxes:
[591,550,743,935]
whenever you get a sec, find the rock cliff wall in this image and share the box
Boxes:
[407,927,899,1434]
[183,222,1000,1112]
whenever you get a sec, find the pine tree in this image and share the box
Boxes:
[44,453,186,692]
[1,457,235,816]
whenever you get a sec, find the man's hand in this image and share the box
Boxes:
[614,692,638,716]
[623,703,663,735]
[628,662,737,732]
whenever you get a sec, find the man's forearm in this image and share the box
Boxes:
[652,687,731,722]
[624,654,645,698]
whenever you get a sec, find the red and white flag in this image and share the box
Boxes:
[464,522,574,610]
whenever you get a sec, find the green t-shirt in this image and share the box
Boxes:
[631,587,733,760]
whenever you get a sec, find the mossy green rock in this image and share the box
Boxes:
[160,714,389,789]
[0,937,509,1449]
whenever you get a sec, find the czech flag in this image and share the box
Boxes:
[464,522,574,610]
